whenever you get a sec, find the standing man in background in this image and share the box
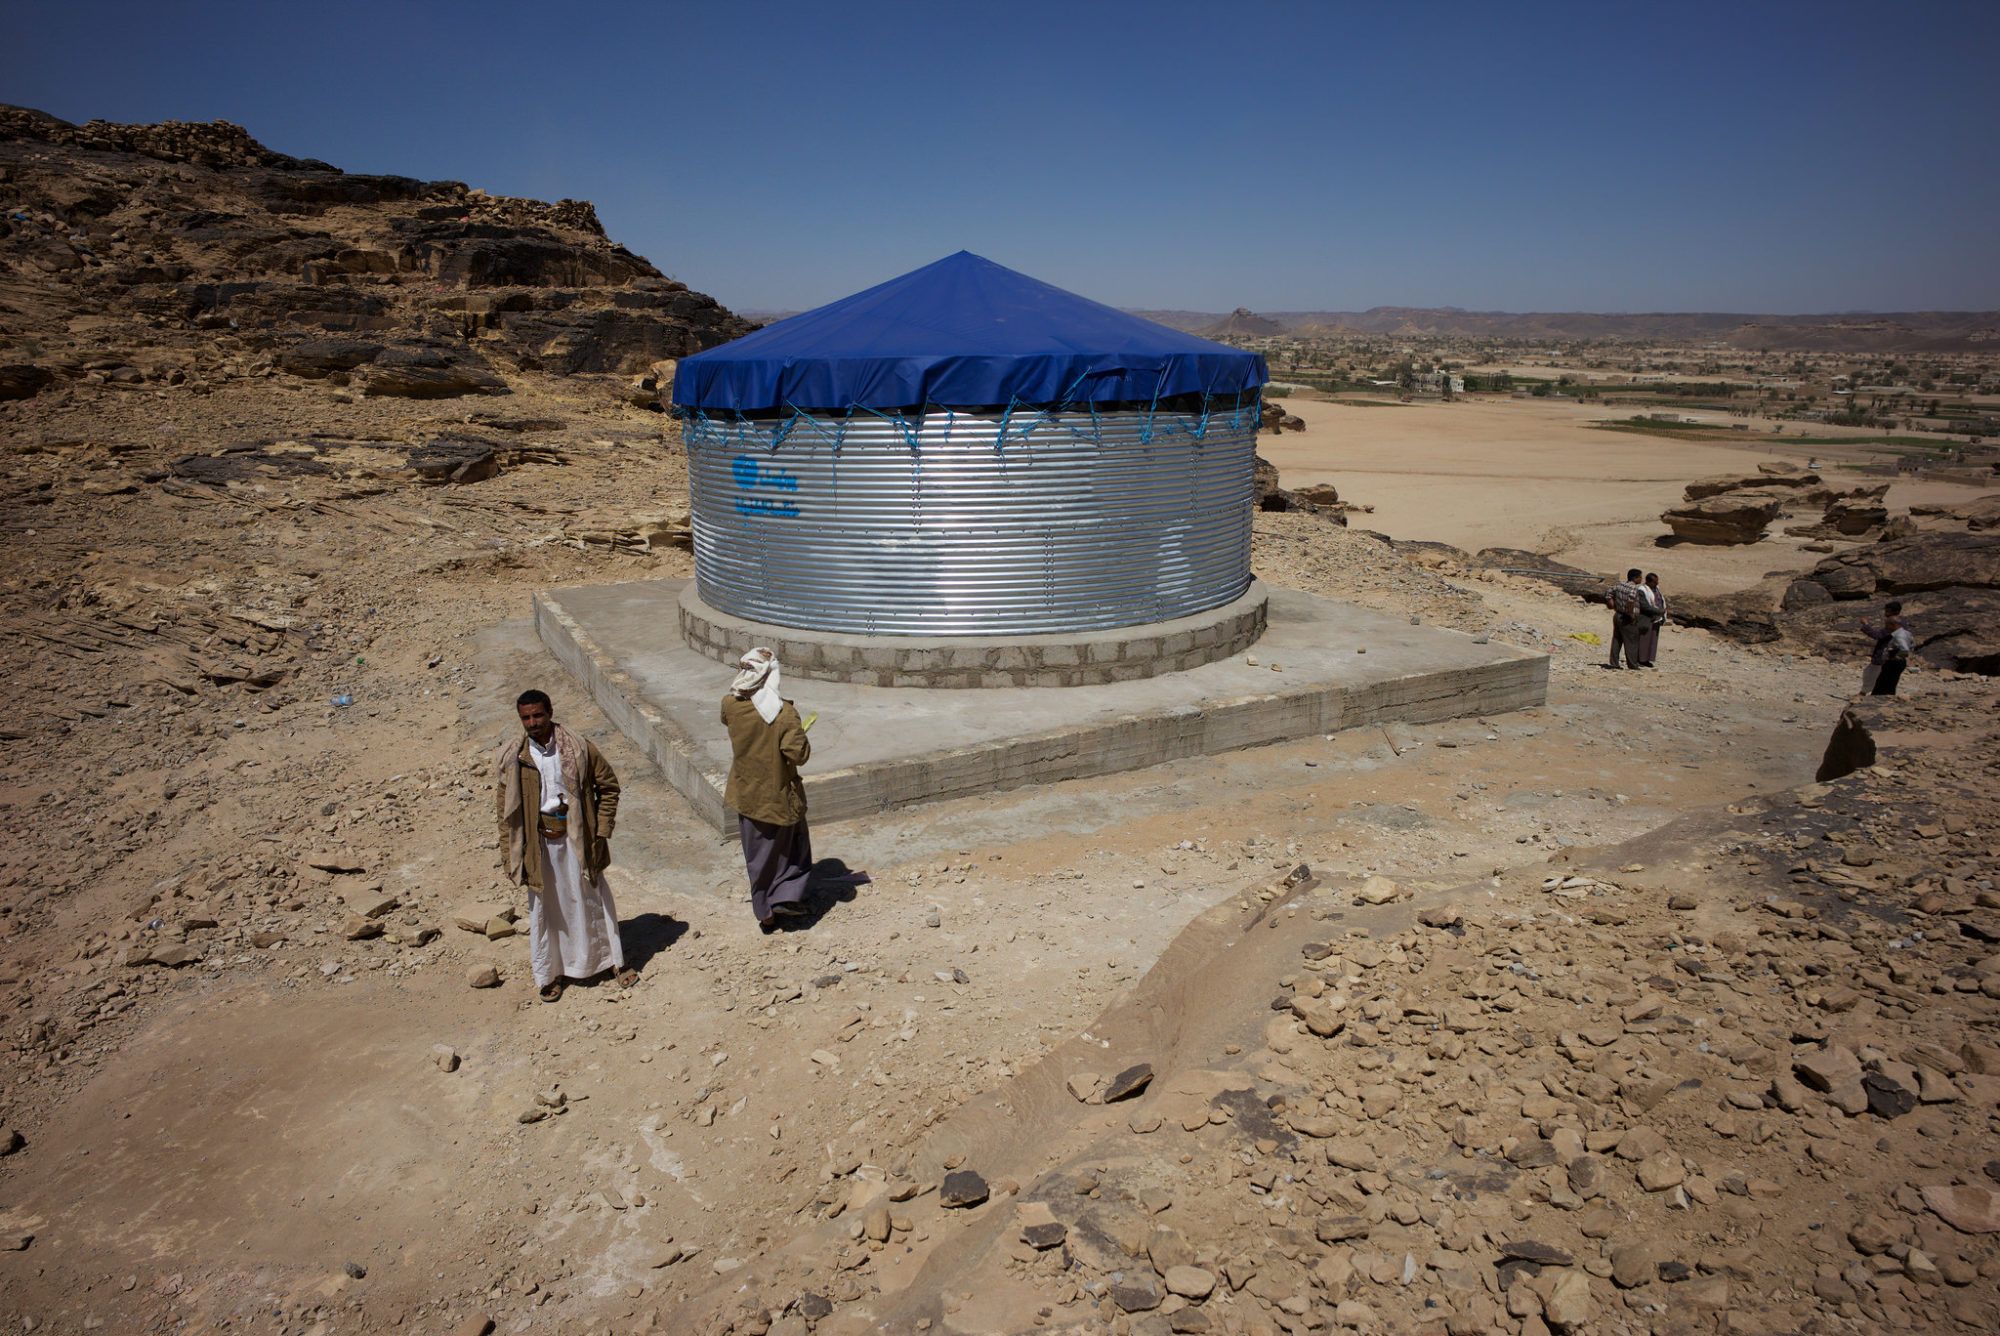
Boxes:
[496,689,634,1002]
[1858,602,1915,696]
[1636,572,1668,668]
[1606,568,1647,670]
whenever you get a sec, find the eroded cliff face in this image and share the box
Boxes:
[0,103,749,397]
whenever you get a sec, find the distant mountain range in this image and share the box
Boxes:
[743,304,1999,352]
[1134,307,2000,353]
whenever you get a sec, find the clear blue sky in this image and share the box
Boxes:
[7,0,1997,315]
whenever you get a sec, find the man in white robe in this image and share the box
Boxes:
[495,689,633,1002]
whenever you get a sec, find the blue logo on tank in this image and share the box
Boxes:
[731,454,800,518]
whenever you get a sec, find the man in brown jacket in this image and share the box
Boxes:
[722,649,814,931]
[495,689,633,1001]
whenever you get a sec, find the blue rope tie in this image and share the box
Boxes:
[853,403,922,452]
[693,386,1253,459]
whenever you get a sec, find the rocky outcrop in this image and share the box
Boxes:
[0,364,54,400]
[1805,532,2000,598]
[1253,457,1348,524]
[1685,535,2000,675]
[1668,584,1784,643]
[277,339,384,378]
[1824,494,1890,535]
[1253,454,1284,508]
[1660,493,1784,545]
[1471,549,1607,602]
[1259,399,1305,433]
[1786,483,1894,540]
[1912,492,2000,531]
[0,103,751,392]
[1815,703,1880,781]
[359,348,508,399]
[1782,587,2000,676]
[1683,470,1820,501]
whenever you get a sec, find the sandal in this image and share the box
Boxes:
[614,967,639,988]
[538,980,565,1004]
[758,917,776,935]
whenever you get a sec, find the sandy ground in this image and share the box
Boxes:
[1259,396,1975,593]
[0,370,1992,1336]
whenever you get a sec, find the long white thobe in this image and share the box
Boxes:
[526,738,624,987]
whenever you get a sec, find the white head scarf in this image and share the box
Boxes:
[731,647,783,724]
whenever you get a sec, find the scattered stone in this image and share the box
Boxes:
[1354,875,1405,905]
[432,1045,460,1073]
[1317,1216,1373,1243]
[1022,1221,1067,1250]
[1542,1271,1596,1330]
[1848,1217,1900,1255]
[1637,1152,1686,1192]
[1793,1044,1867,1114]
[1164,1266,1216,1300]
[455,903,516,933]
[1923,1184,2000,1234]
[466,963,501,989]
[939,1170,989,1208]
[1499,1241,1573,1267]
[343,888,400,918]
[1612,1127,1667,1162]
[1103,1063,1155,1102]
[1610,1240,1660,1289]
[1863,1070,1917,1119]
[1112,1279,1162,1313]
[1066,1072,1105,1103]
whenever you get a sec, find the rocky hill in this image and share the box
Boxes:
[0,104,749,401]
[1201,306,1285,339]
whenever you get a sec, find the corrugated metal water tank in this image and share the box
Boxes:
[685,408,1256,635]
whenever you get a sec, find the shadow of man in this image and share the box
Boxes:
[622,911,689,973]
[772,858,871,932]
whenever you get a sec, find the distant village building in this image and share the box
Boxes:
[1405,371,1464,399]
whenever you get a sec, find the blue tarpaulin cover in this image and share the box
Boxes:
[672,251,1268,414]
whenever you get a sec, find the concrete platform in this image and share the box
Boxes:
[535,579,1548,831]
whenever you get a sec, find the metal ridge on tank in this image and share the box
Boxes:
[671,253,1267,638]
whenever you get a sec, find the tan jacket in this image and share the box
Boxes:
[495,730,620,890]
[722,695,810,826]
